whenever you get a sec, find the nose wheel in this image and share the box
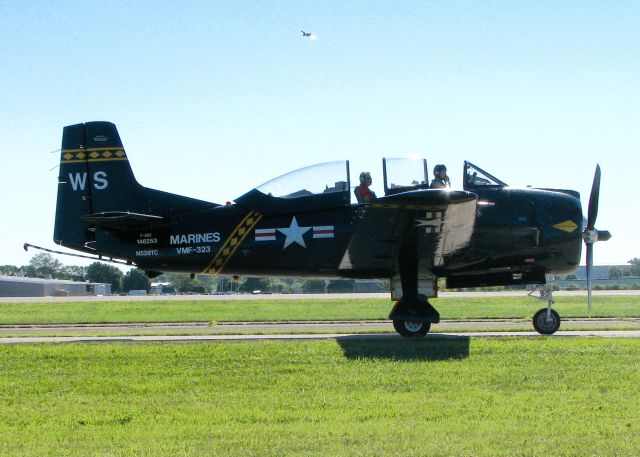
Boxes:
[532,308,561,335]
[529,287,561,335]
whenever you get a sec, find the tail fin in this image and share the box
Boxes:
[54,121,144,252]
[54,121,217,257]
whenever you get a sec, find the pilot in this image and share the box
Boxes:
[430,164,450,189]
[354,172,377,203]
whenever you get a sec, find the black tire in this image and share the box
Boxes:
[532,308,561,335]
[393,320,431,338]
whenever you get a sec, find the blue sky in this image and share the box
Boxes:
[0,0,638,267]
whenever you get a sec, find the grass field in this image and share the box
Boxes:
[1,337,639,456]
[1,295,639,325]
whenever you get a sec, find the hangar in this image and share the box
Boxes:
[0,275,111,297]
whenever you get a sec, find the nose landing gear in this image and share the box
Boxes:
[529,287,561,335]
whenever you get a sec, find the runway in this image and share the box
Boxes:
[2,331,640,344]
[2,292,638,344]
[2,317,639,334]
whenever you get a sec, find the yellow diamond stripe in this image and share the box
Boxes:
[61,148,128,163]
[553,220,578,233]
[202,211,263,274]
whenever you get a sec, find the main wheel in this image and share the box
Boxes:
[393,319,431,338]
[532,308,561,335]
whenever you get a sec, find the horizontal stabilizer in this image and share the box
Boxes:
[82,211,166,229]
[24,243,132,266]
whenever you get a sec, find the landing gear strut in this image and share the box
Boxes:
[390,218,440,338]
[529,287,561,335]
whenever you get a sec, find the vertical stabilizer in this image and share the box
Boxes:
[54,121,141,251]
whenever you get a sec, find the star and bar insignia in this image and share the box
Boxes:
[255,217,335,249]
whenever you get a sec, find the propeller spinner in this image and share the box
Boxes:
[583,165,612,314]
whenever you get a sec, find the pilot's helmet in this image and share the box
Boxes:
[359,172,372,185]
[433,164,447,176]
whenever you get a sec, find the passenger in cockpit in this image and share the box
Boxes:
[430,164,450,189]
[354,172,377,203]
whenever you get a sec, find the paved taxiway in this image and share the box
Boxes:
[1,318,640,344]
[1,318,639,334]
[2,291,638,343]
[2,330,640,344]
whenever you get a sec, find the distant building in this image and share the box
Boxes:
[150,282,174,295]
[548,265,640,290]
[0,275,111,297]
[354,280,385,293]
[128,289,147,296]
[572,265,620,280]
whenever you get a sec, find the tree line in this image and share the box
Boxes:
[608,259,640,279]
[0,253,389,295]
[4,253,639,294]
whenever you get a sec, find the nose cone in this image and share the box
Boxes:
[597,230,612,242]
[539,192,583,272]
[545,193,583,240]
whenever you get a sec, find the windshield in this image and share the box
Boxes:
[463,161,508,190]
[383,157,428,195]
[256,161,350,199]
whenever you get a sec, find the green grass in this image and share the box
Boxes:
[0,296,639,325]
[1,338,640,456]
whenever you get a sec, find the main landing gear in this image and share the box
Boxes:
[389,294,440,338]
[529,287,561,335]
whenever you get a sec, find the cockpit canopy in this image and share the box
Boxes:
[248,157,432,203]
[234,158,511,214]
[256,161,350,198]
[463,161,508,191]
[383,158,429,195]
[234,161,351,214]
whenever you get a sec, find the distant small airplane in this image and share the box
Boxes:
[301,30,311,37]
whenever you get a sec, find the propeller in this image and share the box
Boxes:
[583,165,611,315]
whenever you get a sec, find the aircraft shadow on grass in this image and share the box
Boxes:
[336,335,470,361]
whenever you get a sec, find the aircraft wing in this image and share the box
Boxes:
[339,190,477,274]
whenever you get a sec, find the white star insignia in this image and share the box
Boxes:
[277,217,311,249]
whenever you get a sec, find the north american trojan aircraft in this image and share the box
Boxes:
[38,121,612,337]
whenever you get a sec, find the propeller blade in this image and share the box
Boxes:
[586,242,593,316]
[587,165,601,231]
